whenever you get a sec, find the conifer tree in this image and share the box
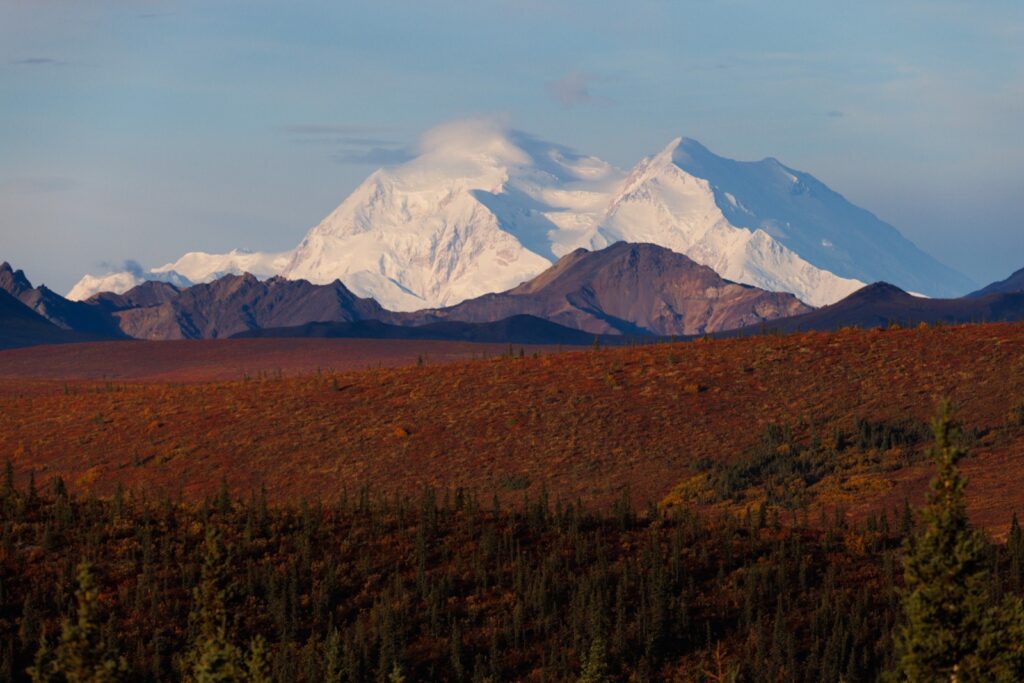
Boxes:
[894,402,1024,681]
[578,637,609,683]
[184,528,244,682]
[244,636,271,683]
[386,661,406,683]
[29,561,128,682]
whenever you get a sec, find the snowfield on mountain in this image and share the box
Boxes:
[68,119,970,309]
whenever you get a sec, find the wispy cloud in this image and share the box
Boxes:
[284,123,412,166]
[9,57,69,67]
[98,259,147,278]
[825,110,845,118]
[544,71,612,108]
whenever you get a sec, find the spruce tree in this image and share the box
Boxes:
[29,561,128,682]
[894,402,1024,681]
[244,636,271,683]
[184,528,244,682]
[578,637,610,683]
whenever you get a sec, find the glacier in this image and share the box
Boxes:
[68,119,970,310]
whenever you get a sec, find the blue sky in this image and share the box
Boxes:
[1,0,1021,293]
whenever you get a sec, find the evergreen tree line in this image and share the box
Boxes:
[0,406,1021,681]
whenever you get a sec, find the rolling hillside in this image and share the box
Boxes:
[2,322,1022,533]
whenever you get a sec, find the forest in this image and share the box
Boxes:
[2,407,1023,682]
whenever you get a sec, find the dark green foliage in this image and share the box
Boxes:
[183,529,244,682]
[0,483,906,681]
[578,637,609,683]
[854,417,931,452]
[894,403,1024,681]
[0,458,1017,681]
[697,418,930,508]
[27,561,128,682]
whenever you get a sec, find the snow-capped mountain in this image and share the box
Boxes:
[282,119,623,310]
[67,250,289,301]
[659,138,972,296]
[584,139,865,306]
[152,249,291,284]
[282,121,866,308]
[67,269,191,302]
[68,119,970,309]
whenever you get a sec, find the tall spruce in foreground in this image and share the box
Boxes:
[894,402,1024,681]
[184,528,245,682]
[28,561,128,682]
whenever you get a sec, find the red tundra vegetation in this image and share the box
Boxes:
[1,322,1022,533]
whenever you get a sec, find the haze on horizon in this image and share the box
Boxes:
[1,0,1021,294]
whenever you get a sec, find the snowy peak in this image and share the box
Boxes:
[67,250,289,301]
[152,249,291,283]
[599,140,865,306]
[67,119,970,310]
[281,118,622,311]
[657,136,973,296]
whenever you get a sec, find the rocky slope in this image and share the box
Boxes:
[0,262,124,337]
[399,242,812,336]
[0,289,109,350]
[103,274,386,340]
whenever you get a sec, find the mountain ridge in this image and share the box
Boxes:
[67,120,969,307]
[1,262,126,338]
[969,266,1024,298]
[748,281,1024,333]
[396,242,812,336]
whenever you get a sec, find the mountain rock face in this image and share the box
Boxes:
[68,120,969,308]
[90,281,183,311]
[0,287,120,350]
[105,274,386,340]
[0,289,78,350]
[0,262,124,337]
[754,282,1024,333]
[400,242,812,336]
[969,266,1024,298]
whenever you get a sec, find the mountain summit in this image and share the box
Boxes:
[68,120,970,308]
[399,242,812,336]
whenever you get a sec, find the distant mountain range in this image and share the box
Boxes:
[92,274,386,340]
[32,243,812,342]
[1,262,125,338]
[67,120,972,309]
[0,288,110,350]
[3,247,1022,351]
[753,282,1024,334]
[968,266,1024,298]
